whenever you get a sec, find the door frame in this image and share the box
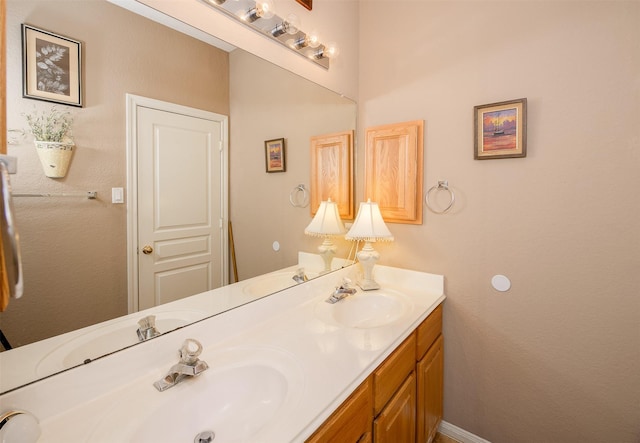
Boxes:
[125,94,229,313]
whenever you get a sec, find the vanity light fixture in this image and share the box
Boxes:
[304,199,346,274]
[244,0,275,22]
[198,0,337,69]
[345,200,394,290]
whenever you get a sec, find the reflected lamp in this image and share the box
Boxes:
[345,200,394,290]
[304,199,346,273]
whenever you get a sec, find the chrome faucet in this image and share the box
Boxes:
[292,268,308,284]
[136,315,160,342]
[326,280,357,304]
[153,339,209,392]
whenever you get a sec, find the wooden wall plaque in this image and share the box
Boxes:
[364,121,424,224]
[310,130,354,220]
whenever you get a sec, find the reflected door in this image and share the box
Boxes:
[136,105,226,310]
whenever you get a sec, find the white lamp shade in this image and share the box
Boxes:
[345,200,394,242]
[305,199,346,237]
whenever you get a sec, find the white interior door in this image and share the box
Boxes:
[128,95,228,312]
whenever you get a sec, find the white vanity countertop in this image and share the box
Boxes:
[0,265,444,442]
[0,253,330,393]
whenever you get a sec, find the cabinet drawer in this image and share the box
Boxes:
[416,304,442,360]
[373,333,416,414]
[306,378,372,443]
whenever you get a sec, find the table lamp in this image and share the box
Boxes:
[345,199,394,290]
[304,198,346,273]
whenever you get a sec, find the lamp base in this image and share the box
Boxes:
[318,238,337,274]
[356,241,380,291]
[357,278,381,291]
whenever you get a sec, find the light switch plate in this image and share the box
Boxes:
[112,187,124,204]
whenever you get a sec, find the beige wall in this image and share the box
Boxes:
[358,1,639,442]
[229,49,356,279]
[3,0,229,346]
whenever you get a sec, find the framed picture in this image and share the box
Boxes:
[265,138,286,173]
[474,98,527,159]
[22,24,83,107]
[294,0,312,11]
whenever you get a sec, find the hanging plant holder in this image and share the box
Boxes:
[34,141,75,178]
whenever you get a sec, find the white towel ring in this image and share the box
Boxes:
[425,180,455,214]
[289,184,309,208]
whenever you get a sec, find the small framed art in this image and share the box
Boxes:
[474,98,527,159]
[22,24,83,107]
[265,138,286,173]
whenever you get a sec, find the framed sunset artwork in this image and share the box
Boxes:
[474,98,527,159]
[265,138,286,173]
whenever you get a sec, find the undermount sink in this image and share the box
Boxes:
[87,346,304,442]
[242,271,300,297]
[36,309,207,375]
[315,289,413,329]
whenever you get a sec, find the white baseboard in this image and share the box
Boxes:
[439,420,492,443]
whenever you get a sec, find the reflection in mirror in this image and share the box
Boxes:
[0,0,355,394]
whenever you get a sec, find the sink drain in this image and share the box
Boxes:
[194,430,215,443]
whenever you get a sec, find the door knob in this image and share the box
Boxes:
[142,245,153,255]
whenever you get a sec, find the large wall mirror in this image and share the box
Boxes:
[0,0,355,393]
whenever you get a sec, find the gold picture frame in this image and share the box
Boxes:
[474,98,527,159]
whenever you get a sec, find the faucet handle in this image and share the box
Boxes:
[136,315,160,341]
[178,339,203,365]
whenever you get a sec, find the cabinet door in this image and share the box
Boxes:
[373,372,416,443]
[306,378,372,443]
[417,335,444,443]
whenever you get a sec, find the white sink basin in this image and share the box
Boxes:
[315,290,412,329]
[242,271,299,297]
[87,346,304,442]
[36,309,207,375]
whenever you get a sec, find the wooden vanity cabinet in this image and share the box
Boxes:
[306,303,443,443]
[305,378,373,443]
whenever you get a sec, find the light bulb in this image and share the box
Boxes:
[307,30,321,48]
[324,41,340,58]
[294,30,321,49]
[271,13,300,37]
[285,14,301,35]
[314,42,340,60]
[258,0,275,19]
[245,0,275,22]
